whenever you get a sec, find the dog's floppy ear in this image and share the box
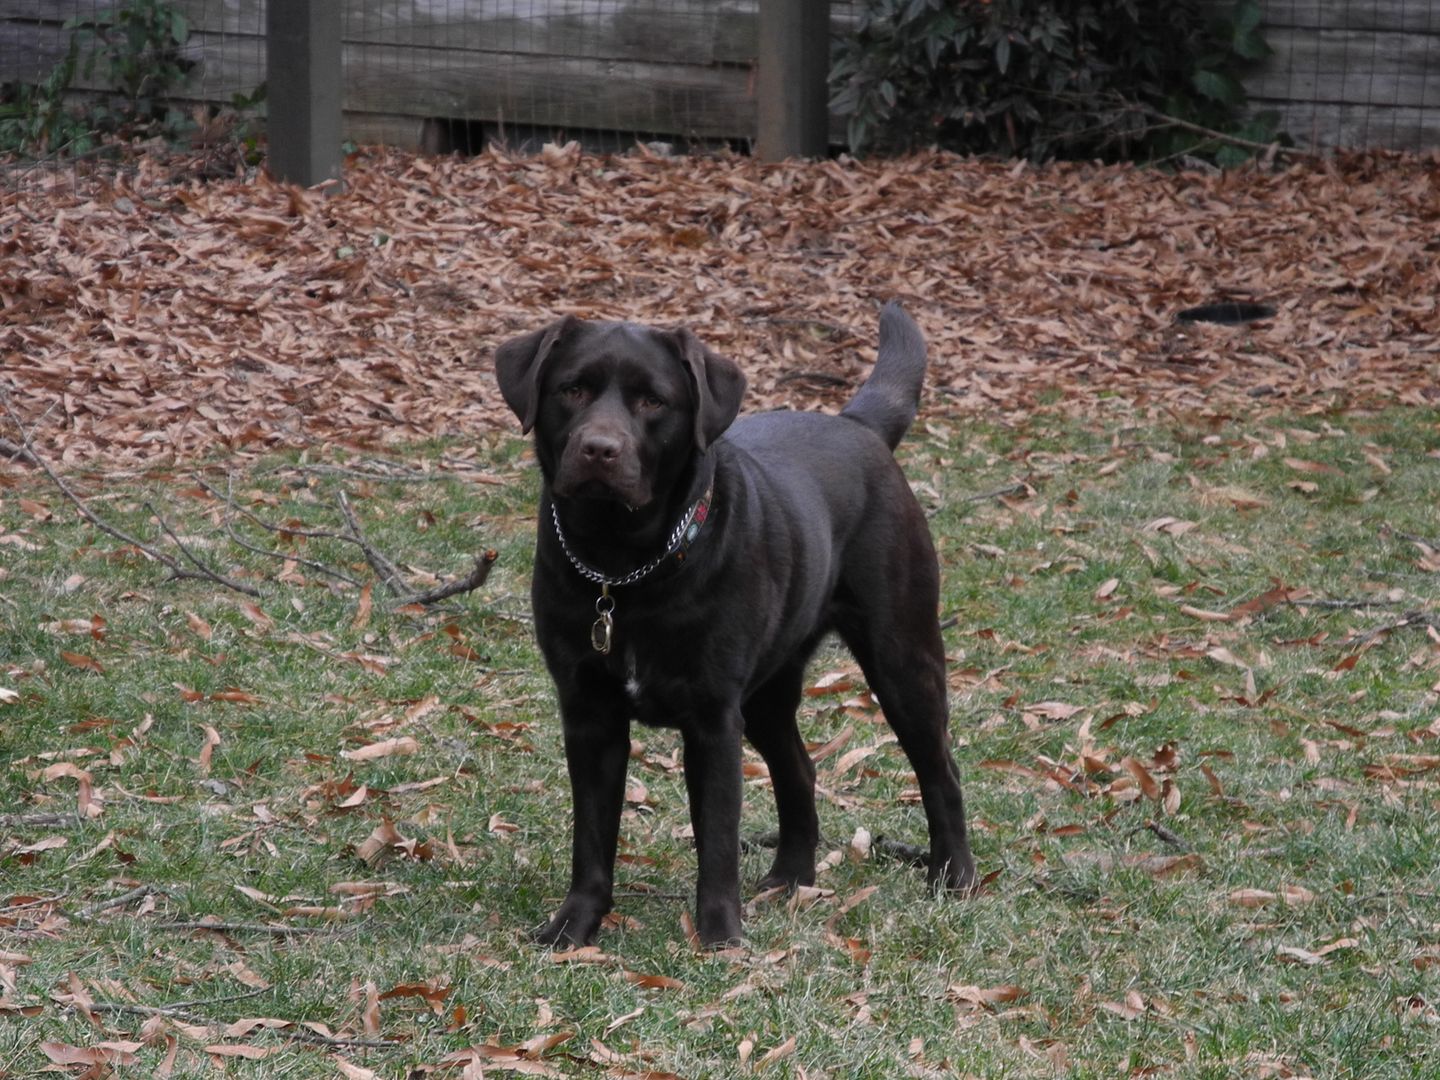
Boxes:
[494,317,579,434]
[669,329,746,450]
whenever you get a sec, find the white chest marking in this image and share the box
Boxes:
[624,646,642,702]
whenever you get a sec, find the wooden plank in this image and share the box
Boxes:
[0,0,261,33]
[1251,98,1440,151]
[336,0,762,67]
[153,28,758,138]
[345,110,427,150]
[343,41,756,137]
[0,1,762,66]
[1255,0,1440,33]
[1245,28,1440,108]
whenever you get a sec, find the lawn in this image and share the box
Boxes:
[4,400,1439,1078]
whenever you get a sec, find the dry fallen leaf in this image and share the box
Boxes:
[341,736,420,762]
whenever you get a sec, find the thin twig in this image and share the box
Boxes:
[156,920,349,936]
[219,527,364,587]
[191,476,351,543]
[775,370,849,388]
[195,476,363,587]
[72,884,166,921]
[1289,597,1410,611]
[3,891,69,910]
[1130,104,1320,161]
[1349,610,1440,649]
[62,999,402,1049]
[0,813,74,828]
[961,483,1029,504]
[2,394,262,598]
[145,501,263,598]
[1395,530,1439,550]
[167,986,274,1010]
[0,435,40,466]
[401,551,499,606]
[1140,820,1190,851]
[336,490,410,596]
[293,461,439,482]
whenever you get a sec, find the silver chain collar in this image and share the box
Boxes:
[550,492,708,589]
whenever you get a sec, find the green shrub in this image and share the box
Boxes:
[830,0,1284,164]
[0,0,192,157]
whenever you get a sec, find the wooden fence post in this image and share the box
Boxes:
[756,0,831,160]
[266,0,343,187]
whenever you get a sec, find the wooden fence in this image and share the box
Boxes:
[2,0,1438,157]
[1246,0,1440,150]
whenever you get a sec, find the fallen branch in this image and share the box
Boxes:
[1130,105,1320,161]
[401,550,499,606]
[0,813,75,828]
[72,884,168,921]
[158,920,348,937]
[336,489,498,607]
[1289,597,1410,611]
[145,500,263,598]
[2,395,261,598]
[194,476,363,587]
[1349,610,1440,649]
[961,483,1029,504]
[0,435,40,466]
[336,489,410,596]
[5,392,494,608]
[62,998,402,1050]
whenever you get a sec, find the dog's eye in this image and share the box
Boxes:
[637,394,665,411]
[559,383,589,403]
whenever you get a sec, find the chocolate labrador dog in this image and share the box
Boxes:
[495,302,975,947]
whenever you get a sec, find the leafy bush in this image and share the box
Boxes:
[830,0,1284,164]
[1,0,193,157]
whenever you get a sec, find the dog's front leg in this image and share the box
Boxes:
[535,705,631,947]
[681,714,745,947]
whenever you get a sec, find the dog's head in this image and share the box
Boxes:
[495,318,746,509]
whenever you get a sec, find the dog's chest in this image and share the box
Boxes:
[610,643,698,729]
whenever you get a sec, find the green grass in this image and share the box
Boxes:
[3,407,1440,1078]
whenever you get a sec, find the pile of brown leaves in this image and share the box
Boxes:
[3,145,1437,466]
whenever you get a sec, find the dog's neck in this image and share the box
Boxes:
[546,453,717,582]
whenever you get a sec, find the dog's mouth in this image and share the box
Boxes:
[554,474,651,511]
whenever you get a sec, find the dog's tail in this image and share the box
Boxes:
[840,301,927,452]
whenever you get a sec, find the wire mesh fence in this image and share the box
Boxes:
[2,0,1438,186]
[1255,0,1440,152]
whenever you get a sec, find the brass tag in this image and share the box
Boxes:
[591,588,615,655]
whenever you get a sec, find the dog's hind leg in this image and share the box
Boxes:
[742,664,820,892]
[835,532,977,894]
[842,617,976,892]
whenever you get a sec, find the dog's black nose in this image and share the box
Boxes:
[579,433,622,463]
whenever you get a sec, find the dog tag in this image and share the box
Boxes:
[591,587,615,655]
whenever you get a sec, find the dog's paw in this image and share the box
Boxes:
[532,901,606,948]
[694,904,744,950]
[927,852,979,896]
